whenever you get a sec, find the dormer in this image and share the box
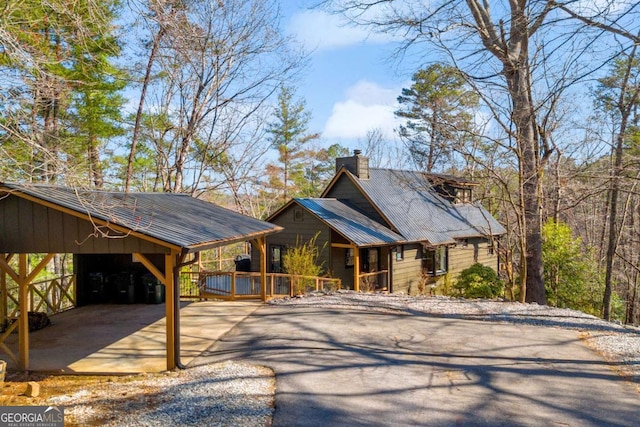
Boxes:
[426,173,478,204]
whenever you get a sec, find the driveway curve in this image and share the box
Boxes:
[192,305,640,426]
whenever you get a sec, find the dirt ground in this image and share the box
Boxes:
[0,371,160,426]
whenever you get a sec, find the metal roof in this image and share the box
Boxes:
[1,182,282,252]
[352,169,506,245]
[295,198,405,247]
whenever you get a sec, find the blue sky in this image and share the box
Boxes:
[281,4,414,151]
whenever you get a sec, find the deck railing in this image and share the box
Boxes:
[1,274,76,333]
[179,271,341,300]
[358,270,388,292]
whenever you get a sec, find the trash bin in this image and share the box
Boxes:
[88,272,105,304]
[234,254,251,272]
[142,274,164,304]
[112,272,135,304]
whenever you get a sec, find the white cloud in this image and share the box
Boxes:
[323,80,401,140]
[287,10,395,51]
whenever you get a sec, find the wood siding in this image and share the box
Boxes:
[255,203,332,274]
[390,239,498,295]
[448,237,498,279]
[324,175,388,226]
[0,196,169,254]
[390,244,424,295]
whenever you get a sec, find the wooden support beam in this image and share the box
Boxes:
[18,254,28,370]
[134,253,166,284]
[255,237,267,302]
[0,255,7,330]
[164,251,177,371]
[25,253,55,285]
[0,256,19,284]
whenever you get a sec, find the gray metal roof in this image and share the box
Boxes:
[352,169,506,245]
[1,182,282,252]
[295,198,404,247]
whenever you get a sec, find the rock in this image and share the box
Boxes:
[25,381,39,397]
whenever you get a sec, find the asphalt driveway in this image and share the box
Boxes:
[192,305,640,426]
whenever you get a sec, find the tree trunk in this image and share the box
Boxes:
[503,35,546,305]
[126,27,165,193]
[88,135,103,188]
[603,127,625,320]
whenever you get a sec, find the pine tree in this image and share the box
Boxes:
[267,86,319,201]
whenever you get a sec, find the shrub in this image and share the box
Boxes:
[282,233,325,295]
[453,263,503,299]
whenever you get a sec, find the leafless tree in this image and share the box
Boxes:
[127,0,305,194]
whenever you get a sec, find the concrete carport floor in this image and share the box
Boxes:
[193,305,640,427]
[2,300,261,373]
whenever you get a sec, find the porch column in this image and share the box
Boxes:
[256,237,267,302]
[165,251,177,370]
[0,254,8,330]
[14,253,54,370]
[354,246,360,292]
[18,254,28,370]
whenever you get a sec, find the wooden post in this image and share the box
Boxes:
[259,238,267,302]
[354,246,360,292]
[18,254,28,370]
[230,272,236,301]
[0,255,7,331]
[270,274,274,297]
[165,252,176,371]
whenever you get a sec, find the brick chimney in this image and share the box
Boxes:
[335,149,370,179]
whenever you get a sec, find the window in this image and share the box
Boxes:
[455,188,472,204]
[270,245,285,273]
[364,248,379,272]
[345,248,355,268]
[293,207,304,222]
[424,246,448,275]
[395,245,404,261]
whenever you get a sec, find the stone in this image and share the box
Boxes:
[24,382,39,397]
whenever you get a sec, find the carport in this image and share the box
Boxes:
[0,182,281,371]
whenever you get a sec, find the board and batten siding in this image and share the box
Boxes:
[324,175,387,226]
[259,204,332,274]
[0,195,170,254]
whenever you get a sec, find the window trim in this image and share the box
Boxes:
[424,246,448,276]
[395,245,404,261]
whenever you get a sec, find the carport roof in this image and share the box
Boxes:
[0,182,282,252]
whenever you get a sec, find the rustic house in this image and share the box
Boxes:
[258,151,506,294]
[0,182,281,370]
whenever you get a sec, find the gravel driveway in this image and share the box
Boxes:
[193,294,640,427]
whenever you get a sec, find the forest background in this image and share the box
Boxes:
[1,0,640,325]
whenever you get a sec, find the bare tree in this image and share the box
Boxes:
[319,1,566,303]
[127,0,305,194]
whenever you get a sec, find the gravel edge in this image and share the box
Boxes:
[47,361,275,426]
[270,291,640,384]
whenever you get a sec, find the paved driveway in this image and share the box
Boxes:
[193,305,640,426]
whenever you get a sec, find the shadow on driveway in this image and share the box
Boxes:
[192,305,640,427]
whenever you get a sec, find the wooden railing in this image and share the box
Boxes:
[358,270,388,292]
[3,274,76,322]
[1,274,76,363]
[179,271,341,300]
